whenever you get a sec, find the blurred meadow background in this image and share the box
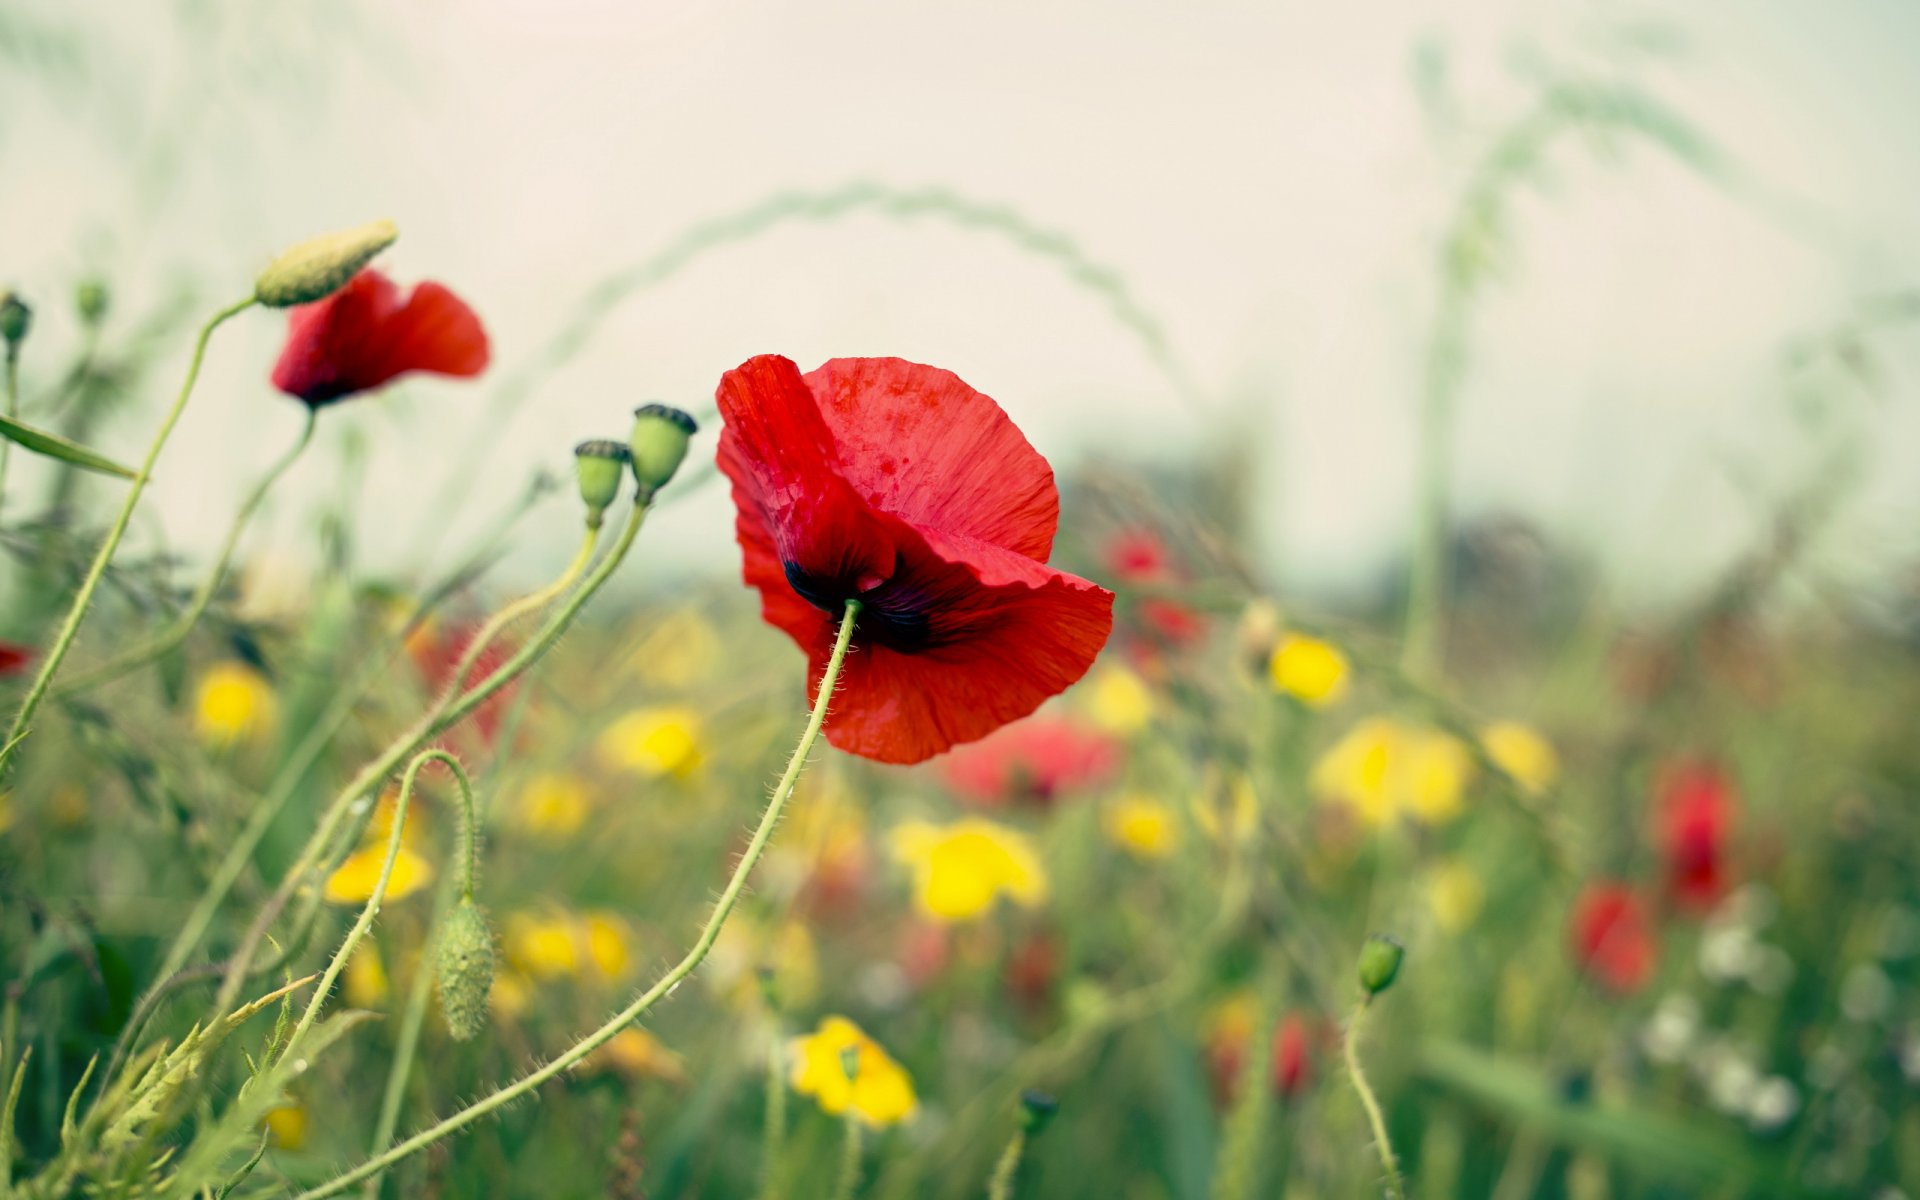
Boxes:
[4,1,1920,1198]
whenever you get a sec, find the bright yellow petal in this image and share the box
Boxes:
[1268,634,1350,708]
[1481,721,1558,797]
[322,845,432,905]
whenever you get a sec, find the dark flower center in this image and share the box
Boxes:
[783,562,932,650]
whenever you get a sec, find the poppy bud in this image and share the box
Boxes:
[435,898,496,1041]
[1018,1089,1059,1134]
[1357,933,1405,996]
[574,439,632,528]
[0,290,31,346]
[76,279,109,326]
[628,403,697,499]
[255,218,399,308]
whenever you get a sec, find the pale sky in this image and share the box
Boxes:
[3,0,1918,608]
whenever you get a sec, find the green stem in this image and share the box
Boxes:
[833,1115,864,1200]
[56,408,318,695]
[985,1130,1025,1200]
[360,880,451,1200]
[1341,996,1405,1200]
[292,600,863,1200]
[213,514,621,1014]
[0,343,20,519]
[283,750,456,1057]
[1,295,255,775]
[760,1023,789,1200]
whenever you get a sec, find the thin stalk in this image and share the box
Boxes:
[760,1024,789,1200]
[0,343,20,519]
[1341,996,1405,1200]
[832,1116,864,1200]
[57,407,319,695]
[292,600,862,1200]
[985,1130,1026,1200]
[214,514,621,1014]
[360,880,451,1200]
[1,295,256,774]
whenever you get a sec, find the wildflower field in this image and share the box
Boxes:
[4,5,1920,1199]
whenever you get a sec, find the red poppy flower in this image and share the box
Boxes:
[407,621,515,748]
[940,716,1121,808]
[716,355,1114,764]
[1653,757,1738,912]
[1103,528,1207,651]
[1270,1012,1321,1099]
[1568,881,1657,995]
[0,640,32,678]
[269,269,488,406]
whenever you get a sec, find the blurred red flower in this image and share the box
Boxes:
[716,355,1114,764]
[1568,881,1657,994]
[1653,757,1738,912]
[940,716,1121,808]
[270,269,488,406]
[1270,1011,1320,1099]
[407,621,515,748]
[1103,529,1207,651]
[0,640,32,678]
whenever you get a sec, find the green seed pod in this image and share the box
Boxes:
[627,403,697,499]
[1019,1090,1059,1135]
[0,290,32,346]
[1357,933,1405,997]
[255,218,398,308]
[75,279,109,326]
[435,899,496,1041]
[573,439,632,528]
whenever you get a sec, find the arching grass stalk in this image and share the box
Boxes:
[282,750,468,1059]
[56,408,319,695]
[213,512,626,1015]
[1341,996,1405,1200]
[292,600,862,1200]
[985,1130,1025,1200]
[1,295,255,774]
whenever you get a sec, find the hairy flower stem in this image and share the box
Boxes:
[213,514,626,1015]
[283,751,463,1058]
[0,342,20,519]
[1341,995,1405,1200]
[56,408,319,696]
[833,1116,865,1200]
[360,883,448,1200]
[986,1130,1026,1200]
[0,295,255,774]
[293,600,863,1200]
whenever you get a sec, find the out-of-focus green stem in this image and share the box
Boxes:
[1342,996,1405,1200]
[986,1130,1026,1200]
[57,408,318,695]
[292,600,862,1200]
[1,295,255,776]
[832,1116,864,1200]
[0,343,20,518]
[360,880,450,1200]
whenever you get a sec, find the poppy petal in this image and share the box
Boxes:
[269,270,488,406]
[806,525,1113,764]
[804,358,1058,562]
[364,281,490,384]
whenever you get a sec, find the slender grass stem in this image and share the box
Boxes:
[1,295,255,775]
[0,343,20,520]
[360,881,451,1200]
[214,514,624,1014]
[292,600,862,1200]
[832,1115,865,1200]
[56,408,318,695]
[985,1130,1026,1200]
[1341,996,1405,1200]
[760,1022,789,1200]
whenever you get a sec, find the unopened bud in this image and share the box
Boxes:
[1019,1090,1059,1135]
[435,899,496,1041]
[255,218,398,308]
[573,439,631,528]
[75,279,109,326]
[1357,933,1405,997]
[0,290,31,346]
[628,403,696,499]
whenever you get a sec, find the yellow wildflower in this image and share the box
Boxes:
[512,771,592,837]
[596,706,703,779]
[1268,634,1351,708]
[1312,717,1474,827]
[890,818,1047,923]
[789,1016,917,1127]
[264,1104,308,1150]
[490,970,533,1021]
[1083,666,1154,735]
[590,1027,687,1084]
[1428,860,1486,933]
[343,944,390,1008]
[194,661,275,745]
[503,912,583,979]
[1105,794,1180,860]
[582,912,633,979]
[322,844,432,905]
[1480,721,1559,797]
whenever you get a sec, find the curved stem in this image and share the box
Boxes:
[832,1116,864,1200]
[214,512,625,1014]
[293,600,862,1200]
[438,524,599,721]
[1341,996,1405,1200]
[57,408,318,695]
[1,295,255,775]
[986,1130,1026,1200]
